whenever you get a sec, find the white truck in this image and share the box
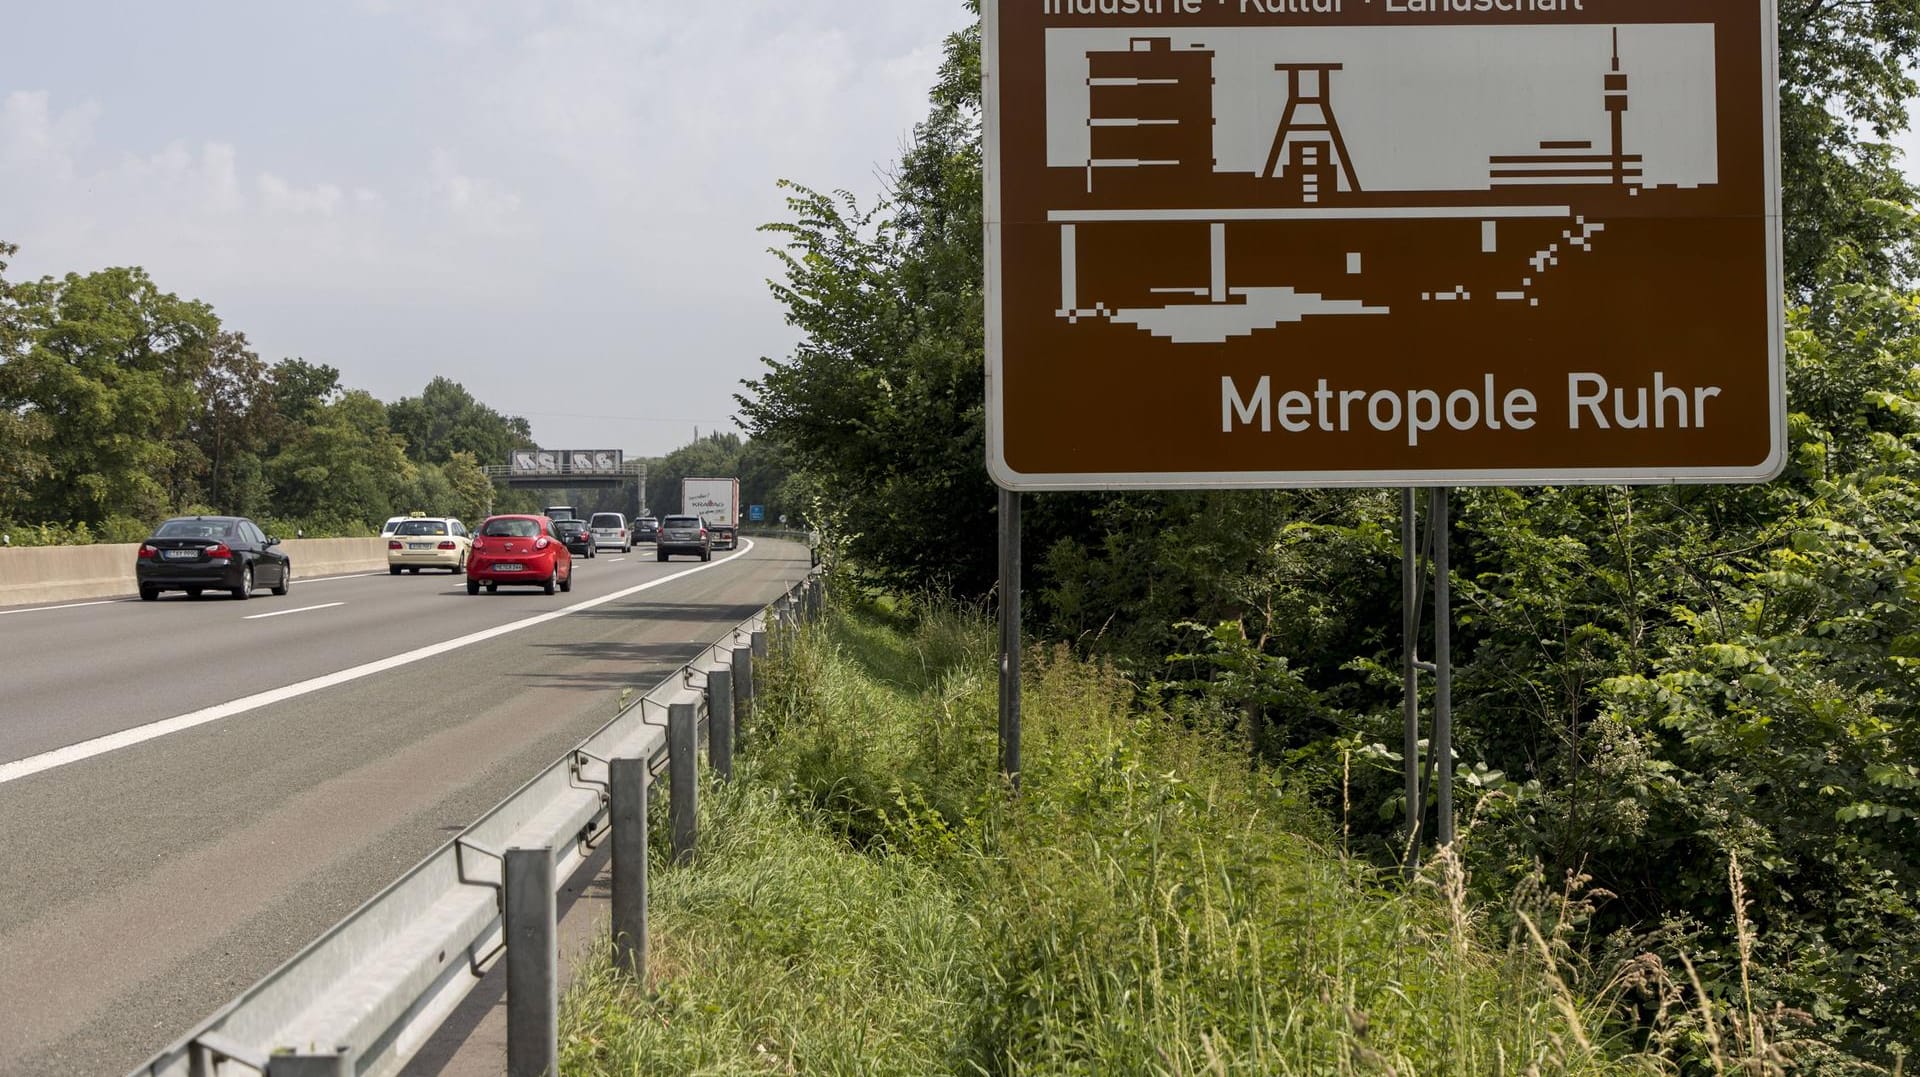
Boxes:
[681,477,740,551]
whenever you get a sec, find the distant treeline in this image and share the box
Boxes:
[0,242,797,544]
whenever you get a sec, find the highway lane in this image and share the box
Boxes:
[0,543,753,764]
[0,538,810,1076]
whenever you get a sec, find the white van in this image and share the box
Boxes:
[588,512,631,553]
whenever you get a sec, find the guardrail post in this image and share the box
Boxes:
[751,628,768,659]
[731,645,753,745]
[267,1047,353,1076]
[669,702,698,865]
[709,668,734,782]
[505,847,557,1077]
[610,757,648,981]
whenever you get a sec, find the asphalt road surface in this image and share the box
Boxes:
[0,537,810,1076]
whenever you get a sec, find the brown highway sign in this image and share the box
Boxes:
[985,0,1784,489]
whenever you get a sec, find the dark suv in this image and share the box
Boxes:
[635,516,659,543]
[655,514,711,562]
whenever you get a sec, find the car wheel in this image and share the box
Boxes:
[139,586,159,602]
[409,567,421,575]
[390,565,402,576]
[233,566,254,600]
[487,583,498,594]
[657,551,668,562]
[272,564,290,596]
[701,548,711,562]
[186,588,203,599]
[467,579,480,595]
[543,567,557,596]
[560,567,572,593]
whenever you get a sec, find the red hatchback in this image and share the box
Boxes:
[467,514,573,595]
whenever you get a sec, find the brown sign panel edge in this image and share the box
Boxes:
[983,1,1785,491]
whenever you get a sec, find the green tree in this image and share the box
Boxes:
[0,263,218,525]
[191,330,276,515]
[738,7,995,593]
[0,241,53,524]
[269,358,341,428]
[1778,0,1920,292]
[388,376,534,467]
[266,390,415,528]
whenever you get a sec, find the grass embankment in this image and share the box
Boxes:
[560,597,1633,1075]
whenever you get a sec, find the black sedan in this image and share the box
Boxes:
[553,518,595,558]
[135,516,291,601]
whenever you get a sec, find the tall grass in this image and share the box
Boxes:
[560,594,1648,1075]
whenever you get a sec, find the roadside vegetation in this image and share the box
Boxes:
[562,595,1832,1074]
[722,3,1919,1069]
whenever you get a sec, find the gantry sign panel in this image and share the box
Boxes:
[985,0,1784,489]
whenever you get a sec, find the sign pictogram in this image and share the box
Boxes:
[986,1,1784,489]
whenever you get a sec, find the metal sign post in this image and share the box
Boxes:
[1401,488,1456,866]
[998,487,1022,788]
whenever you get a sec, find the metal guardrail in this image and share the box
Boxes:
[132,572,826,1077]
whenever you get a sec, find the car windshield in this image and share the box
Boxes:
[554,521,584,534]
[590,514,622,528]
[394,520,449,536]
[663,516,701,528]
[155,520,234,539]
[481,518,540,538]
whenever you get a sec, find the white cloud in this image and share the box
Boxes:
[0,90,98,176]
[258,172,344,215]
[428,150,524,232]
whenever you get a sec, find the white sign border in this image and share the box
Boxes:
[983,2,1786,492]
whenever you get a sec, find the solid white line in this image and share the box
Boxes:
[0,541,761,786]
[607,557,627,562]
[300,571,383,584]
[0,600,119,617]
[243,602,345,621]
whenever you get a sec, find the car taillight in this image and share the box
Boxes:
[205,543,233,559]
[389,540,404,550]
[534,537,550,550]
[699,528,708,538]
[138,544,157,560]
[438,541,457,550]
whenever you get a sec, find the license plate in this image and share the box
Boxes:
[494,563,523,572]
[163,549,198,560]
[409,543,433,549]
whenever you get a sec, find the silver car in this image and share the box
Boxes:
[654,514,711,562]
[588,512,631,553]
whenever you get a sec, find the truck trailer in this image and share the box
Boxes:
[681,477,740,551]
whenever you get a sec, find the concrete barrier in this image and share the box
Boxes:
[0,538,388,609]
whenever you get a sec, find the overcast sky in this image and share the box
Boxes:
[0,0,974,458]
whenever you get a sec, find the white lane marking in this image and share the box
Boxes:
[0,541,763,786]
[607,557,627,562]
[0,600,120,617]
[243,602,345,621]
[0,571,381,617]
